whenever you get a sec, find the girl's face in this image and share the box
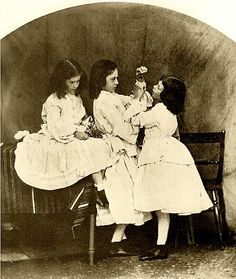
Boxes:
[104,69,119,93]
[152,80,164,101]
[65,75,81,94]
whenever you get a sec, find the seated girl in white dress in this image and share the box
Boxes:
[14,59,111,191]
[125,75,213,260]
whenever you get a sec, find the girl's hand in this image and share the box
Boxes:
[74,131,89,140]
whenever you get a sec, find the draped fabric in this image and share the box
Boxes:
[2,143,94,216]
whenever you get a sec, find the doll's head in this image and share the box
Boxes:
[135,66,148,91]
[136,66,148,82]
[89,59,118,99]
[153,76,186,115]
[49,59,87,98]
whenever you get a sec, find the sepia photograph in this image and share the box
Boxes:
[1,1,236,278]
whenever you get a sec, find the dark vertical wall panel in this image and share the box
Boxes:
[2,18,48,142]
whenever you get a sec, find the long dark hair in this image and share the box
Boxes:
[49,59,88,98]
[160,76,186,115]
[89,59,117,99]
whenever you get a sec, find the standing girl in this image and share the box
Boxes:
[126,75,213,260]
[14,59,111,191]
[89,59,152,255]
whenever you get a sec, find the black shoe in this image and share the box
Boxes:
[109,242,134,257]
[139,245,169,261]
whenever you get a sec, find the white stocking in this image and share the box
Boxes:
[92,172,105,191]
[111,224,127,243]
[155,211,170,245]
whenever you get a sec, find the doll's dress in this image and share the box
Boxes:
[133,103,213,214]
[14,93,111,190]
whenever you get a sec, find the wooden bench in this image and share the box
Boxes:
[1,143,96,265]
[1,130,228,264]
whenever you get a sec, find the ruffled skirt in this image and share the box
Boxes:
[134,161,213,214]
[14,133,112,190]
[96,151,152,226]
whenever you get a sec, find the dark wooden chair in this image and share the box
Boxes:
[180,130,227,249]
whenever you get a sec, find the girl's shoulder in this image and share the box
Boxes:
[153,102,171,116]
[44,93,63,107]
[96,91,118,107]
[154,103,176,123]
[46,92,59,101]
[75,94,83,104]
[153,102,165,111]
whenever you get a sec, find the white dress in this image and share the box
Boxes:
[93,90,152,225]
[133,103,213,214]
[14,93,111,190]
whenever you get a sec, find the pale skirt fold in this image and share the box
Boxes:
[134,161,213,214]
[96,152,152,226]
[14,133,112,190]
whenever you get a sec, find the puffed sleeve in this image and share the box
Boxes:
[123,91,153,121]
[128,103,163,129]
[123,99,147,121]
[95,102,137,144]
[41,96,76,143]
[139,109,159,128]
[117,94,133,106]
[142,91,153,107]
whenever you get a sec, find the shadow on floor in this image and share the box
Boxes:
[1,212,234,264]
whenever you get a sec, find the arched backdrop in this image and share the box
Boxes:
[1,3,236,234]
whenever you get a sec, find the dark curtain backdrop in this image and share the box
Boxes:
[1,3,236,231]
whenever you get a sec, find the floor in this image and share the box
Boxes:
[2,245,236,279]
[1,214,236,279]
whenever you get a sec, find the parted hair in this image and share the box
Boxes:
[49,59,88,98]
[89,59,117,99]
[160,76,186,115]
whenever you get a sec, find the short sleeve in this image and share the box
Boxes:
[130,103,164,129]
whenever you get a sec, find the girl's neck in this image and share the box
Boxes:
[66,91,75,96]
[153,99,162,106]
